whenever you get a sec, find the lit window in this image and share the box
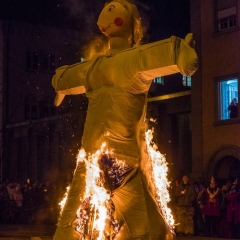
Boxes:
[218,78,238,120]
[182,76,191,87]
[153,77,164,85]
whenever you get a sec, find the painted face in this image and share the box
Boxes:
[97,2,133,39]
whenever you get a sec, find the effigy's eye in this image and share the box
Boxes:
[108,5,115,12]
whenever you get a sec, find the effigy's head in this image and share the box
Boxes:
[97,0,143,46]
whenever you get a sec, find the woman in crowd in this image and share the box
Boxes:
[202,177,221,237]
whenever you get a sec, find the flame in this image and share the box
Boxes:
[59,185,70,215]
[76,145,111,240]
[145,128,175,231]
[59,129,175,239]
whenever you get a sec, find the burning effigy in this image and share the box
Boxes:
[52,0,198,239]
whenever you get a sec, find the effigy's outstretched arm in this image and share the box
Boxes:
[137,33,198,80]
[52,60,92,106]
[52,63,86,106]
[52,54,105,106]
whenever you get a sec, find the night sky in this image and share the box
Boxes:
[0,0,190,41]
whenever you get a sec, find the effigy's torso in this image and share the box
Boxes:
[82,53,151,161]
[53,36,198,164]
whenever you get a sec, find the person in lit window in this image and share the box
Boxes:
[228,98,238,119]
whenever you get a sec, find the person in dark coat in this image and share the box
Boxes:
[194,182,206,236]
[228,98,238,118]
[175,175,196,236]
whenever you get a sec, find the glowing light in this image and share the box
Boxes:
[59,131,174,239]
[75,144,114,240]
[145,128,175,231]
[59,185,70,215]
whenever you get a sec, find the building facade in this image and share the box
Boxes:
[2,0,239,186]
[0,20,88,183]
[0,22,195,183]
[191,0,240,183]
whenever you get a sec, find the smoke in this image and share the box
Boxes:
[60,0,153,57]
[81,35,109,61]
[62,0,85,19]
[61,0,106,35]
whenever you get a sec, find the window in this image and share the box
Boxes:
[25,95,38,120]
[26,51,38,71]
[182,76,191,87]
[40,53,55,73]
[219,15,236,30]
[218,77,238,120]
[39,97,55,118]
[153,77,164,85]
[216,0,237,31]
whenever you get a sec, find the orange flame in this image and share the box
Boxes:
[145,129,175,231]
[59,129,174,238]
[59,185,70,215]
[76,144,111,240]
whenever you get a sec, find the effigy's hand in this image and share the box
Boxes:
[52,66,68,106]
[184,33,195,48]
[54,92,65,106]
[52,64,86,106]
[176,33,198,76]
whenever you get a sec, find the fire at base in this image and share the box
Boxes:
[59,129,175,240]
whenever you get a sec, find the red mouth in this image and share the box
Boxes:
[101,25,110,33]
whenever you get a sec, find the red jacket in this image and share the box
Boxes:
[225,192,240,223]
[203,187,220,217]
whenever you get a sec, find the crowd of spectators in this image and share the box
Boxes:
[1,176,240,239]
[172,175,240,239]
[0,179,67,225]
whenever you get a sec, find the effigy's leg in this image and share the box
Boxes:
[112,167,167,240]
[53,162,86,240]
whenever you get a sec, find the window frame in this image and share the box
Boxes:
[153,77,164,85]
[26,50,55,74]
[214,73,240,125]
[26,51,39,72]
[182,75,192,87]
[214,0,238,34]
[24,94,38,121]
[39,52,56,73]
